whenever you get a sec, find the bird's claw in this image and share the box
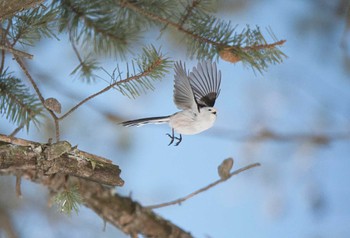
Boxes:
[166,133,174,146]
[167,133,182,146]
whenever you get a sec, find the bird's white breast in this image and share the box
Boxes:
[169,108,216,135]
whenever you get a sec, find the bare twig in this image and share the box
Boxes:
[0,45,33,59]
[9,124,25,137]
[12,54,60,141]
[0,21,13,73]
[145,163,261,209]
[69,29,84,64]
[209,128,350,144]
[0,208,18,238]
[15,175,22,198]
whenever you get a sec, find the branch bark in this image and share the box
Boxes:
[0,0,44,20]
[0,134,193,238]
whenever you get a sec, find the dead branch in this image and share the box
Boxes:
[146,163,261,209]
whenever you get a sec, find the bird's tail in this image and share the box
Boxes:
[120,116,170,127]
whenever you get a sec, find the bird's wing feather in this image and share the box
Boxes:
[189,61,221,108]
[173,62,198,111]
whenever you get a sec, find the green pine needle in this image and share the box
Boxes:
[56,0,141,58]
[54,184,82,215]
[0,71,44,131]
[70,54,100,83]
[8,6,59,46]
[233,26,287,73]
[108,45,172,98]
[186,16,286,73]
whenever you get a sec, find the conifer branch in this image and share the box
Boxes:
[178,0,201,27]
[58,0,140,57]
[69,30,99,82]
[8,6,58,47]
[59,46,170,120]
[0,0,44,20]
[0,72,44,131]
[119,0,286,72]
[0,134,192,238]
[120,0,210,42]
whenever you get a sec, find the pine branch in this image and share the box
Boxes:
[69,31,99,82]
[7,5,58,46]
[56,0,141,57]
[0,71,44,130]
[54,184,82,215]
[119,0,286,73]
[59,45,171,120]
[113,45,172,98]
[0,0,44,20]
[0,134,192,238]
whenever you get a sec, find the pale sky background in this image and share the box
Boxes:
[1,0,350,238]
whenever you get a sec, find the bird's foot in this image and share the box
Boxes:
[166,133,174,146]
[166,133,182,146]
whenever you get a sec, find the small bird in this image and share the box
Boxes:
[121,61,221,146]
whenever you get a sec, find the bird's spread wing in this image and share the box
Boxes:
[173,61,197,111]
[189,61,221,108]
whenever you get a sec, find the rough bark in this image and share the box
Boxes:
[0,134,193,238]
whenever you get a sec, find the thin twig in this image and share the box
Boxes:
[16,175,22,198]
[13,53,60,141]
[208,128,350,144]
[9,124,25,137]
[0,45,33,59]
[145,163,261,209]
[69,29,84,64]
[0,22,13,73]
[241,40,286,52]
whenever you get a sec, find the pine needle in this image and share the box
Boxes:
[0,70,44,131]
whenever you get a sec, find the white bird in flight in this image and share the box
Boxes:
[121,61,221,146]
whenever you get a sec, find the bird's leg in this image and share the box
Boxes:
[174,134,182,146]
[166,128,175,146]
[167,129,182,146]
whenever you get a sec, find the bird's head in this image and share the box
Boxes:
[202,107,217,117]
